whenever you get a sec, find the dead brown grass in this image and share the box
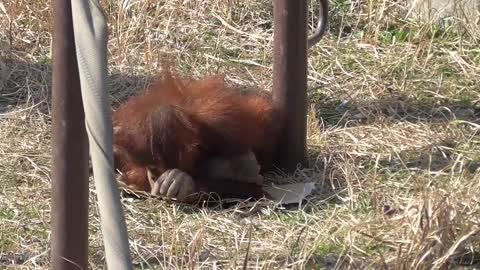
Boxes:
[1,0,479,269]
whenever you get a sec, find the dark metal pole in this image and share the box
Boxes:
[51,0,90,268]
[272,0,309,172]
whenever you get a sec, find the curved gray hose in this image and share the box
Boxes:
[71,0,133,269]
[307,0,329,48]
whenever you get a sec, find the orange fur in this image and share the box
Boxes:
[112,69,284,199]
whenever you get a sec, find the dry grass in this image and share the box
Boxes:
[1,0,479,269]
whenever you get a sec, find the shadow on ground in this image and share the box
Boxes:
[0,57,153,116]
[307,135,480,200]
[310,93,480,127]
[3,57,479,208]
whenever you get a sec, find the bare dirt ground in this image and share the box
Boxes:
[0,0,479,269]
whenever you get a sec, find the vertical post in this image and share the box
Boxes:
[272,0,309,172]
[51,0,90,268]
